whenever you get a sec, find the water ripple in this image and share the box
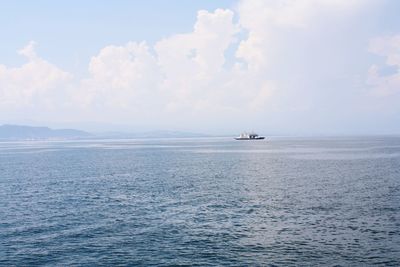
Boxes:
[1,137,400,265]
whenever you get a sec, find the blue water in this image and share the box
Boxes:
[1,137,400,266]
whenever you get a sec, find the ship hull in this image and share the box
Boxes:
[234,137,265,140]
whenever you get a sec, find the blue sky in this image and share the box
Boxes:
[1,0,400,134]
[1,1,235,69]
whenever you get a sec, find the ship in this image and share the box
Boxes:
[234,132,265,140]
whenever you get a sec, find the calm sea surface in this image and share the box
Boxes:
[1,137,399,266]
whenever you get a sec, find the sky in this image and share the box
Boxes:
[1,0,400,135]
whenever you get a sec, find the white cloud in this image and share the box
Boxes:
[369,35,400,67]
[236,0,367,70]
[155,8,241,112]
[156,9,238,77]
[367,35,400,96]
[18,41,38,60]
[75,8,275,121]
[238,0,365,29]
[2,0,394,133]
[0,41,72,108]
[77,41,161,109]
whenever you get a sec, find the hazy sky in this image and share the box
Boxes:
[1,0,400,134]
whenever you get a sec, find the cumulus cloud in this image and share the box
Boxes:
[367,35,400,96]
[1,0,392,133]
[18,41,38,60]
[237,0,365,28]
[78,41,161,109]
[236,0,367,70]
[155,8,248,113]
[0,41,72,108]
[75,8,276,120]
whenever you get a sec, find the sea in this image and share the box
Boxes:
[0,136,399,266]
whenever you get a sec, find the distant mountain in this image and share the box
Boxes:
[0,124,92,140]
[0,124,209,141]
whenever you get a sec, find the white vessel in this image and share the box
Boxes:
[234,132,265,140]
